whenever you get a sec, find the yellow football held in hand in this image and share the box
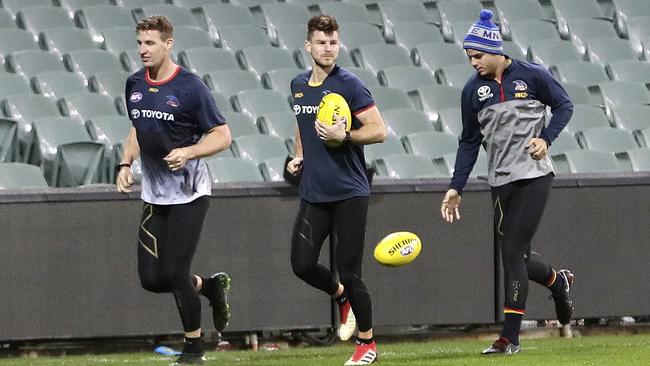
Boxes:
[316,92,352,148]
[374,231,422,267]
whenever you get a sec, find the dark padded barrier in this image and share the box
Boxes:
[0,173,648,341]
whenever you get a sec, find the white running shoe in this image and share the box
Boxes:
[338,299,357,341]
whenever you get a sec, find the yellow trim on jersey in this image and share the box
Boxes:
[308,80,323,87]
[504,307,526,315]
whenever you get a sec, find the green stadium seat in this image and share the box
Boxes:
[58,0,111,18]
[552,149,625,173]
[31,71,88,100]
[88,71,130,99]
[502,41,527,60]
[59,93,120,124]
[168,26,215,60]
[563,105,611,134]
[274,24,309,51]
[382,109,435,138]
[204,70,263,97]
[211,92,234,113]
[438,107,462,138]
[261,68,301,95]
[436,1,483,44]
[377,66,436,94]
[259,156,286,182]
[16,6,75,40]
[0,29,39,64]
[392,23,444,53]
[338,23,385,52]
[509,19,561,57]
[561,82,596,106]
[205,156,264,184]
[138,4,200,27]
[551,61,609,88]
[577,127,640,153]
[598,81,650,122]
[412,85,462,124]
[120,49,142,72]
[551,0,608,39]
[613,0,650,39]
[6,50,66,81]
[414,42,466,74]
[260,3,311,46]
[0,74,32,100]
[549,130,582,156]
[586,38,640,68]
[376,2,432,43]
[64,49,125,83]
[75,5,135,43]
[197,3,257,43]
[220,111,259,139]
[528,40,583,68]
[231,134,288,164]
[637,128,650,148]
[618,15,650,56]
[1,0,47,18]
[403,131,458,159]
[622,147,650,172]
[370,87,415,111]
[114,0,167,11]
[611,105,650,132]
[85,114,131,181]
[232,89,291,122]
[39,28,98,60]
[217,25,270,54]
[342,67,379,88]
[437,64,474,88]
[257,111,295,141]
[228,0,276,8]
[364,135,406,163]
[0,9,15,29]
[0,162,48,188]
[101,26,136,54]
[238,46,300,80]
[354,44,413,77]
[179,47,240,77]
[317,3,374,25]
[373,153,444,179]
[437,149,488,178]
[606,60,650,84]
[171,0,221,8]
[495,0,548,40]
[446,19,475,47]
[0,118,19,162]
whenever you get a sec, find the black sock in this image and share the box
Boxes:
[198,276,212,297]
[183,336,204,355]
[335,294,347,305]
[356,336,374,345]
[548,270,565,294]
[500,313,523,345]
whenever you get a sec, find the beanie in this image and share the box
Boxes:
[463,9,503,55]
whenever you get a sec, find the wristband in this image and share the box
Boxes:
[115,163,131,172]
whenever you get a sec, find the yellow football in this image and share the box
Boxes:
[373,231,422,267]
[316,92,352,148]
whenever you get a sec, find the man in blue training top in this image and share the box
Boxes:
[286,15,387,366]
[440,10,576,355]
[117,15,232,365]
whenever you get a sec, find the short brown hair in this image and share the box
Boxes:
[136,15,174,40]
[307,15,339,41]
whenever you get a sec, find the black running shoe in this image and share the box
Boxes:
[551,269,574,326]
[206,272,231,332]
[481,337,521,355]
[170,353,206,365]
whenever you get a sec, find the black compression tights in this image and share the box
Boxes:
[491,173,555,313]
[290,196,373,332]
[137,196,209,332]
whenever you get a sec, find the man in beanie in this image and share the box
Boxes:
[440,9,575,355]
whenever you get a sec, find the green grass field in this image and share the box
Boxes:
[3,334,650,366]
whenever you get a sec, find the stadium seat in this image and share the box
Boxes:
[382,109,435,138]
[370,87,415,111]
[114,0,166,10]
[0,118,19,163]
[16,6,76,40]
[85,114,131,181]
[231,134,288,164]
[606,60,650,84]
[168,26,215,60]
[0,74,32,101]
[101,26,136,54]
[274,24,309,51]
[259,156,286,182]
[412,85,462,124]
[509,19,561,56]
[364,135,405,163]
[232,89,291,121]
[436,64,474,88]
[598,81,650,122]
[0,162,48,188]
[551,0,608,39]
[120,49,143,72]
[64,49,125,84]
[0,9,14,29]
[438,107,462,138]
[378,66,436,94]
[586,38,640,68]
[228,0,276,8]
[284,0,331,6]
[261,69,301,95]
[58,0,112,19]
[75,5,135,43]
[31,71,88,100]
[392,23,444,53]
[625,147,650,172]
[238,46,300,80]
[196,3,257,43]
[376,1,432,43]
[342,67,379,88]
[618,15,650,56]
[317,3,374,25]
[437,149,488,178]
[610,105,650,132]
[613,0,650,40]
[372,153,443,179]
[178,47,240,77]
[337,23,385,52]
[552,149,624,173]
[0,29,39,64]
[403,130,458,159]
[138,5,200,28]
[563,105,611,134]
[495,0,548,40]
[171,0,221,7]
[414,42,466,74]
[6,50,66,81]
[566,18,619,55]
[551,61,609,88]
[502,41,527,60]
[436,1,483,45]
[1,0,47,18]
[59,93,120,124]
[260,3,311,46]
[31,116,105,186]
[211,92,234,113]
[257,111,296,141]
[220,111,259,139]
[577,127,639,153]
[549,130,582,156]
[204,156,264,184]
[637,127,650,148]
[88,71,130,99]
[217,25,270,54]
[561,82,595,106]
[445,19,477,47]
[39,28,98,60]
[528,40,583,68]
[354,44,413,77]
[204,70,262,97]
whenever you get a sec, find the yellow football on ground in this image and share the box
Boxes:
[374,231,422,267]
[316,92,352,148]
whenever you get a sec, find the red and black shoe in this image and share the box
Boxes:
[481,337,520,355]
[344,340,377,365]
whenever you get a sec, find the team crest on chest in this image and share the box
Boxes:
[130,92,143,103]
[166,95,180,108]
